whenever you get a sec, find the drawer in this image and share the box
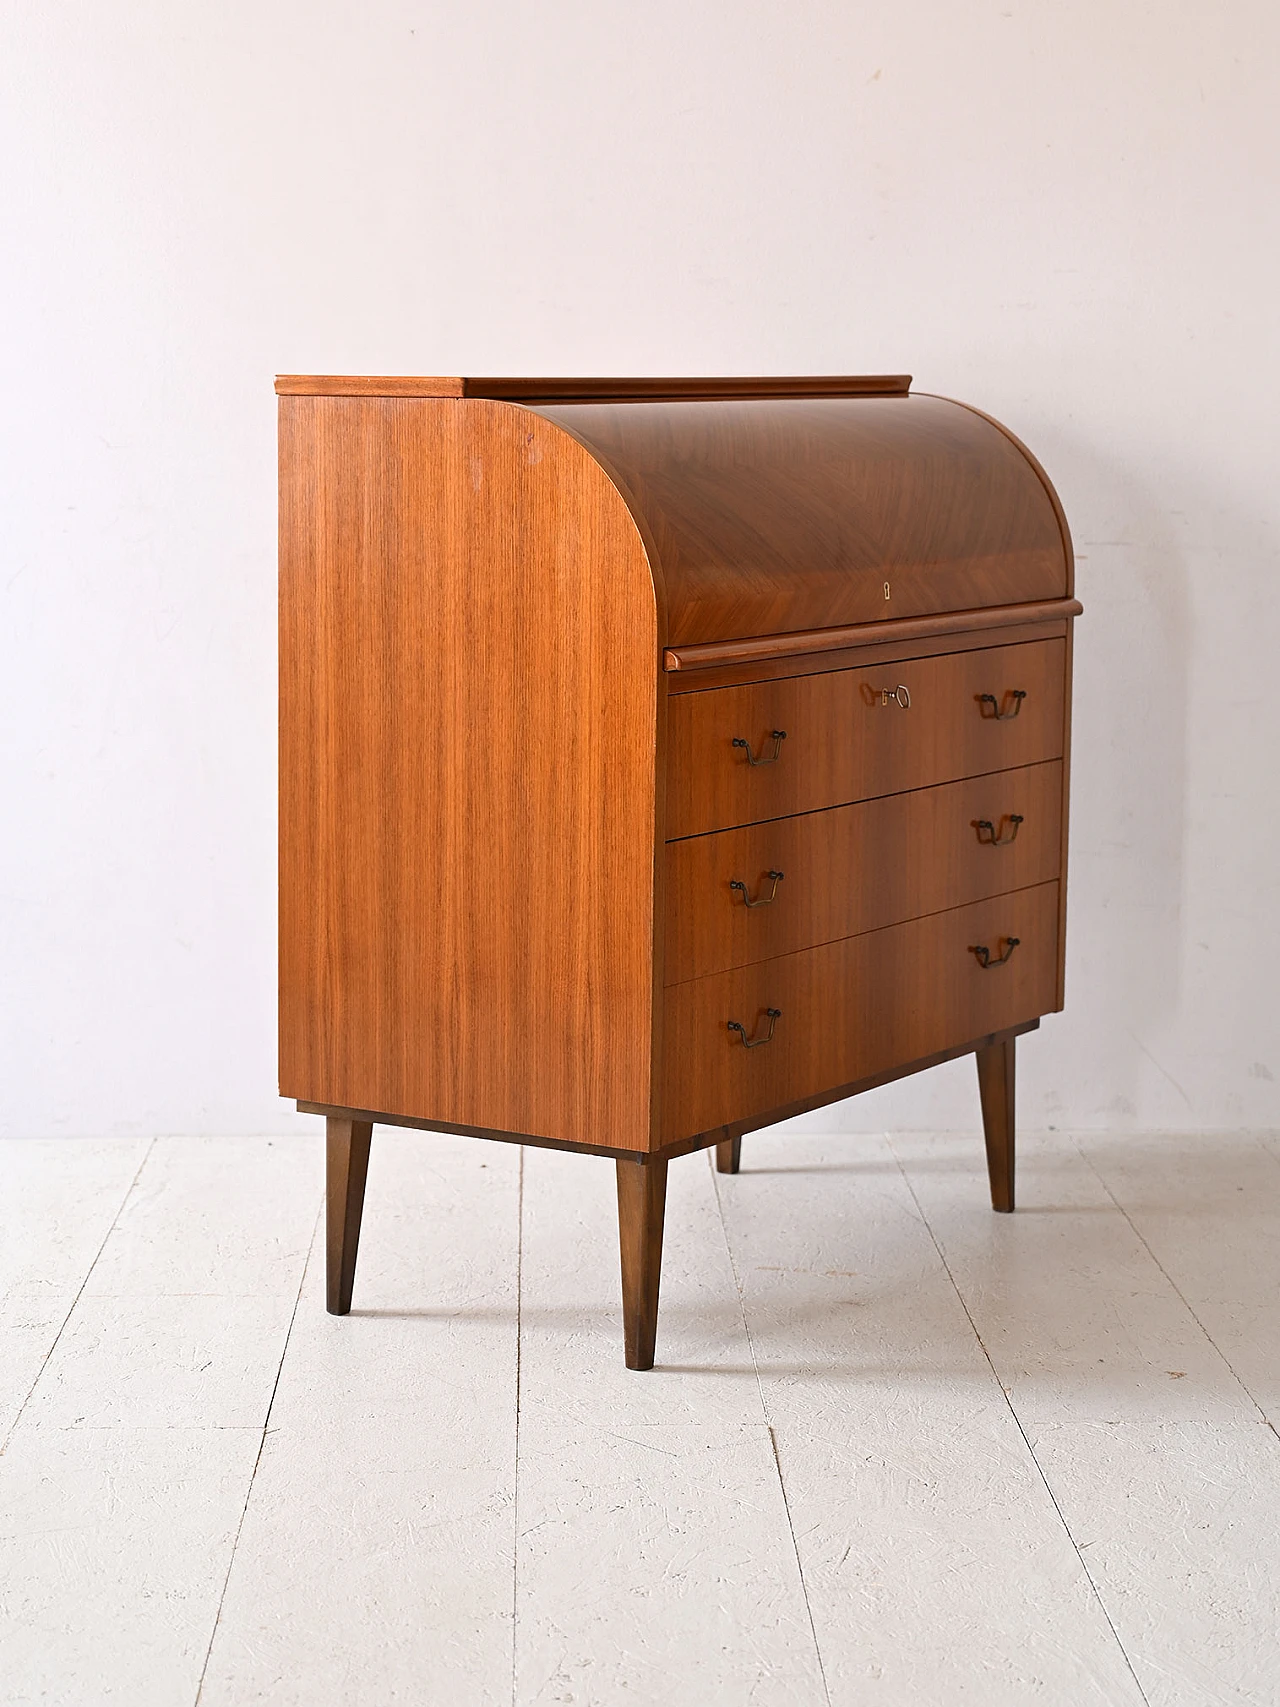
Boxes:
[665,638,1065,838]
[664,761,1062,983]
[661,881,1059,1142]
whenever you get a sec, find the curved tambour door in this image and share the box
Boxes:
[527,391,1072,646]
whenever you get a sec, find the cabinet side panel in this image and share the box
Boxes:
[279,397,658,1150]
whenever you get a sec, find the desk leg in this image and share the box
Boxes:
[327,1116,373,1313]
[976,1034,1016,1213]
[715,1136,742,1174]
[616,1156,668,1370]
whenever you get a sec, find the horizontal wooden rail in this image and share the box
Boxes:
[662,598,1083,672]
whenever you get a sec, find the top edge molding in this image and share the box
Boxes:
[274,374,914,401]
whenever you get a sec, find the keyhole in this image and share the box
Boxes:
[884,581,891,601]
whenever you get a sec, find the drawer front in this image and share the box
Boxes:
[662,882,1059,1142]
[665,638,1065,838]
[664,761,1062,984]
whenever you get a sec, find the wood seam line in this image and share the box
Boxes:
[888,1141,1154,1707]
[1077,1143,1280,1445]
[193,1200,320,1706]
[769,1424,834,1707]
[0,1135,157,1461]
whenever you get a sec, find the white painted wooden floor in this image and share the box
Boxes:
[2,1128,1278,1706]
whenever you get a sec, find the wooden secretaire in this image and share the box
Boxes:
[277,373,1078,1368]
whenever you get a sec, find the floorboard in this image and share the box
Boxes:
[717,1132,1144,1704]
[513,1146,827,1703]
[198,1131,521,1707]
[1079,1133,1280,1425]
[515,1416,827,1707]
[0,1136,316,1705]
[0,1137,150,1441]
[895,1131,1280,1706]
[3,1128,1278,1706]
[0,1424,263,1707]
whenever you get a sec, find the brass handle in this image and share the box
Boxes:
[978,690,1026,721]
[862,683,911,709]
[973,814,1024,846]
[729,870,784,908]
[732,730,786,766]
[728,1008,781,1048]
[971,937,1020,968]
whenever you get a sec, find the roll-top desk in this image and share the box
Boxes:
[276,373,1078,1369]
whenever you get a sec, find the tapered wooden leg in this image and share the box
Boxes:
[715,1135,742,1174]
[976,1035,1016,1213]
[326,1116,373,1314]
[616,1156,668,1370]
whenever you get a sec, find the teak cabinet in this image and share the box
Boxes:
[276,373,1079,1369]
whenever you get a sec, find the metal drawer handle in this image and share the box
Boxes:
[729,870,784,908]
[732,730,786,766]
[728,1008,781,1048]
[861,683,911,708]
[978,689,1027,720]
[973,814,1024,846]
[971,937,1021,968]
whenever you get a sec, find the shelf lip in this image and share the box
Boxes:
[274,374,913,401]
[662,598,1084,672]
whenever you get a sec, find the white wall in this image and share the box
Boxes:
[2,2,1276,1138]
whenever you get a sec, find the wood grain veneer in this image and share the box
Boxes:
[662,883,1060,1142]
[533,396,1069,645]
[616,1157,668,1369]
[276,374,912,401]
[977,1035,1017,1212]
[662,618,1071,695]
[278,395,659,1151]
[665,762,1063,983]
[665,638,1066,839]
[279,375,1079,1367]
[326,1116,371,1314]
[1056,620,1076,1011]
[663,598,1083,672]
[684,1021,1040,1158]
